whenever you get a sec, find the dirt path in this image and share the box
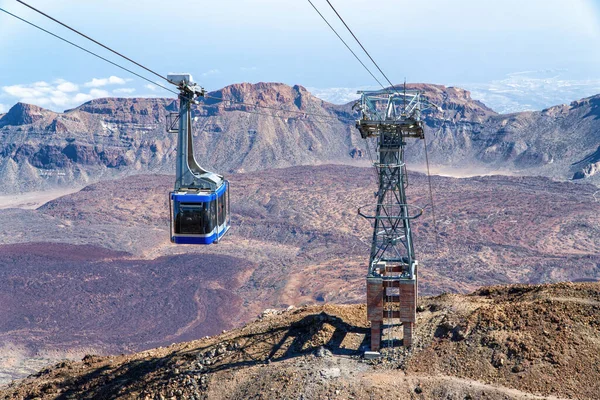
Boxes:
[0,188,82,210]
[412,374,570,400]
[161,288,206,342]
[546,296,600,306]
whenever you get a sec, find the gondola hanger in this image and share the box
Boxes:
[168,74,230,245]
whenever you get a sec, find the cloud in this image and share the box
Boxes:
[73,93,94,104]
[201,69,220,77]
[145,84,158,91]
[307,86,377,104]
[84,76,127,88]
[2,78,118,111]
[89,89,110,98]
[54,79,79,93]
[3,84,45,99]
[460,70,600,113]
[56,82,79,92]
[113,88,136,94]
[0,104,8,114]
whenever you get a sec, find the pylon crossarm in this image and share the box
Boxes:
[358,204,423,220]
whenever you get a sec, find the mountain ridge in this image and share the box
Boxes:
[0,82,599,195]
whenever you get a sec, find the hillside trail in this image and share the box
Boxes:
[546,296,600,306]
[406,374,571,400]
[0,188,81,209]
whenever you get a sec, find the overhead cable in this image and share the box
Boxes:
[16,0,173,86]
[306,0,385,89]
[3,5,356,124]
[324,0,397,90]
[0,7,178,95]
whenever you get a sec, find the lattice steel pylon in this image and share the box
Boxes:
[355,87,435,352]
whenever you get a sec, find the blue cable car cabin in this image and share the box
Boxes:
[167,73,231,245]
[170,181,230,244]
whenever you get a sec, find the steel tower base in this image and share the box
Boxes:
[366,262,417,351]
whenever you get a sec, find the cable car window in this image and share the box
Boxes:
[218,193,226,227]
[174,202,215,235]
[210,199,217,230]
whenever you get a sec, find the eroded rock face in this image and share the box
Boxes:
[573,161,600,179]
[0,103,53,127]
[572,146,600,179]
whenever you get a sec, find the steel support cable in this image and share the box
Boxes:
[423,129,440,249]
[7,3,362,127]
[306,0,385,89]
[0,7,178,96]
[14,1,365,126]
[0,8,352,124]
[16,0,172,86]
[324,0,397,90]
[19,0,363,125]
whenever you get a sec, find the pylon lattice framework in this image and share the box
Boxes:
[355,88,434,351]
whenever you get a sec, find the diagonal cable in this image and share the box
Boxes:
[0,7,178,95]
[306,0,385,89]
[16,0,173,86]
[324,0,397,90]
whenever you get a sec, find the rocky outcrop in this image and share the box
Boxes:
[0,103,54,127]
[572,146,600,179]
[406,91,600,183]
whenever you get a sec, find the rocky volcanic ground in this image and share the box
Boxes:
[2,282,599,400]
[0,165,598,385]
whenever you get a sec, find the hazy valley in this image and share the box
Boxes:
[0,165,598,385]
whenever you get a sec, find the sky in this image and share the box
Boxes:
[1,0,600,113]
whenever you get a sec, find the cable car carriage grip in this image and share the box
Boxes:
[167,73,230,244]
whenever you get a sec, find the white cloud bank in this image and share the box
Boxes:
[460,70,600,114]
[84,76,128,88]
[307,86,377,104]
[55,79,79,93]
[113,88,136,94]
[1,76,131,111]
[310,71,600,114]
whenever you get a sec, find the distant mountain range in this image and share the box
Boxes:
[0,82,598,193]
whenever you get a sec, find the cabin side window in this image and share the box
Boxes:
[174,202,215,235]
[217,192,227,227]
